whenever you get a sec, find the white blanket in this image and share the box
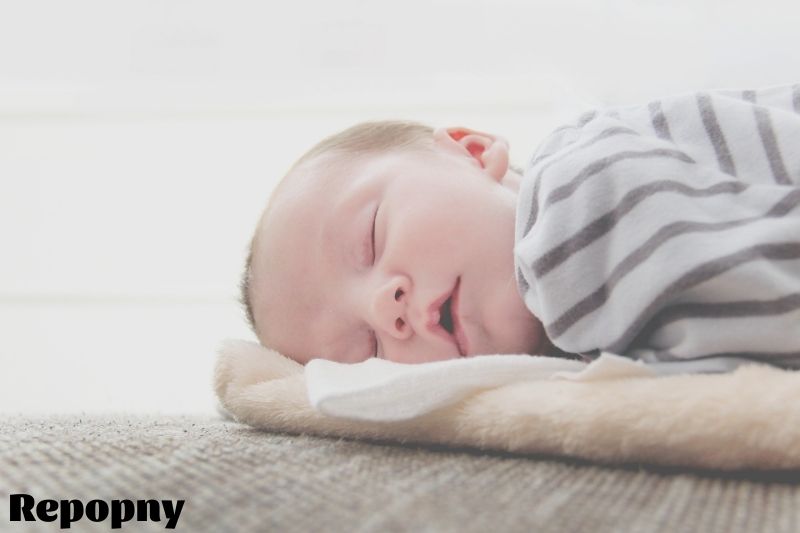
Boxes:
[305,352,759,422]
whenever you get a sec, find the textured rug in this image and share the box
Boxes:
[1,414,799,533]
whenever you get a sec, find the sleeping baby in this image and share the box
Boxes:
[240,83,800,372]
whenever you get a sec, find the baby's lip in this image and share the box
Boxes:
[425,277,464,356]
[450,278,469,356]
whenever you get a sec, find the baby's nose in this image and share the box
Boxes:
[373,276,412,340]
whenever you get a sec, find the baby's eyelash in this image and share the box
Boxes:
[370,205,378,265]
[371,330,380,359]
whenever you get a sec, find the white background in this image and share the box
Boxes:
[1,0,798,414]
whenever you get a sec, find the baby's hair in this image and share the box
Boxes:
[240,120,435,336]
[291,120,435,171]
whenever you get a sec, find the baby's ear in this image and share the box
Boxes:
[433,126,509,181]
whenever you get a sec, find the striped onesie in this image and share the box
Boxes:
[514,83,800,374]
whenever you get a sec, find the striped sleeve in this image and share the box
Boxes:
[514,83,800,373]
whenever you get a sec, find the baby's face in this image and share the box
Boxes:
[249,128,547,364]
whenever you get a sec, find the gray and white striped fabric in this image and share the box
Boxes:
[514,83,800,373]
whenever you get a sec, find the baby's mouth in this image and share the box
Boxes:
[452,278,469,355]
[439,296,454,335]
[426,278,465,356]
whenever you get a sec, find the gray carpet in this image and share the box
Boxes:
[1,415,799,532]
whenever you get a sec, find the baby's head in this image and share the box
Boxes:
[241,120,549,364]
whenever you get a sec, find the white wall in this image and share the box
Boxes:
[1,0,798,413]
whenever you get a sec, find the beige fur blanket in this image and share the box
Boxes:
[214,340,800,471]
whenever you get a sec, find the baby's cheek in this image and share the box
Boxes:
[399,215,457,267]
[495,285,544,354]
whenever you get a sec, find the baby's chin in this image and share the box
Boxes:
[465,334,545,359]
[484,318,549,357]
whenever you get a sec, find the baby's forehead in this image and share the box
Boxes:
[254,154,362,272]
[280,147,432,194]
[284,150,393,187]
[250,155,368,360]
[267,152,375,219]
[264,147,447,251]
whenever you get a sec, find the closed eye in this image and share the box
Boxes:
[369,204,380,357]
[370,204,378,264]
[371,330,380,359]
[368,203,380,358]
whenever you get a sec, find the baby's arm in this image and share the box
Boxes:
[515,84,800,371]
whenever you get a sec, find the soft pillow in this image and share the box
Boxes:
[215,339,800,470]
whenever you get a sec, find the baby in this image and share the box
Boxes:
[241,83,800,372]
